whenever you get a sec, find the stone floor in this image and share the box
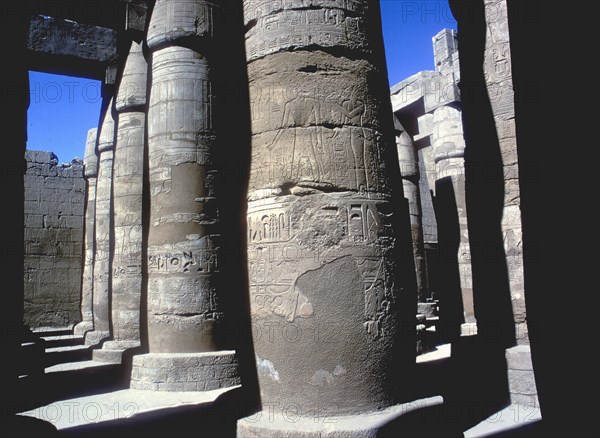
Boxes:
[19,387,239,431]
[13,331,543,437]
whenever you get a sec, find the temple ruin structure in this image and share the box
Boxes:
[2,1,598,437]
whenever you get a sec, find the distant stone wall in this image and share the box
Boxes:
[23,150,85,328]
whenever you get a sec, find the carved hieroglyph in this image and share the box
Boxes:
[241,0,414,421]
[73,128,98,336]
[85,100,116,345]
[103,40,147,351]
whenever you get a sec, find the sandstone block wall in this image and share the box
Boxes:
[23,150,85,328]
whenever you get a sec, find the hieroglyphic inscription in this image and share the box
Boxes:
[248,196,394,336]
[243,0,366,22]
[245,8,368,60]
[148,248,219,274]
[248,202,291,243]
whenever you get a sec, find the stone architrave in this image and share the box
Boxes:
[130,0,239,392]
[94,41,147,363]
[238,1,418,435]
[396,127,427,300]
[74,128,99,336]
[85,100,116,345]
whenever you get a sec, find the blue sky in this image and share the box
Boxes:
[26,0,456,162]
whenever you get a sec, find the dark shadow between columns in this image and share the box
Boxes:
[456,1,516,351]
[446,0,516,425]
[507,1,599,436]
[433,176,465,343]
[211,0,260,418]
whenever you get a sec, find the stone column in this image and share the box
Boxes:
[432,105,476,331]
[94,41,147,363]
[130,0,240,392]
[85,100,116,345]
[396,128,427,300]
[74,128,98,336]
[239,1,420,435]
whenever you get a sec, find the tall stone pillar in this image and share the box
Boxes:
[396,127,427,300]
[130,0,240,392]
[74,128,99,336]
[238,2,420,435]
[451,0,538,405]
[85,100,116,345]
[432,104,476,330]
[94,41,147,362]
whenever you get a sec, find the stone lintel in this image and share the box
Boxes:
[391,72,460,116]
[28,15,117,63]
[391,71,438,112]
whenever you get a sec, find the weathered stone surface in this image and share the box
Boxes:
[85,101,116,345]
[28,15,117,62]
[247,192,410,413]
[146,0,220,49]
[507,367,538,405]
[23,150,85,328]
[130,351,240,391]
[244,2,371,62]
[73,128,98,336]
[430,104,473,325]
[475,0,528,342]
[104,111,145,349]
[102,40,148,353]
[396,128,426,299]
[418,148,438,244]
[397,131,419,180]
[92,348,124,364]
[115,41,147,112]
[391,28,475,328]
[242,0,414,422]
[505,345,534,371]
[237,395,444,438]
[145,44,223,353]
[136,2,242,380]
[125,0,149,32]
[433,29,458,74]
[247,51,390,195]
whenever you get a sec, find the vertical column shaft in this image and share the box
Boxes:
[241,0,416,425]
[74,128,98,336]
[100,40,148,357]
[397,129,427,300]
[131,0,240,392]
[86,100,116,345]
[432,105,475,326]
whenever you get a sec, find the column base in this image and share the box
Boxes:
[92,348,124,363]
[73,321,93,336]
[84,330,110,346]
[130,351,240,392]
[93,341,140,364]
[506,345,539,406]
[237,396,443,438]
[460,322,478,337]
